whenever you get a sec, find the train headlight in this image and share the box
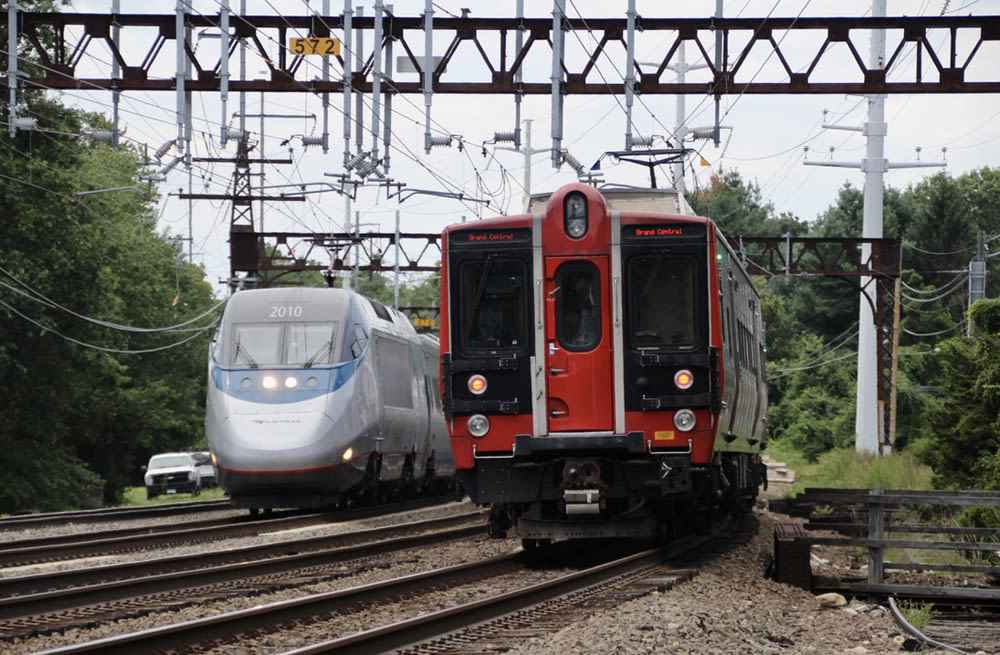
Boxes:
[564,191,588,239]
[673,409,696,432]
[467,414,490,437]
[341,447,354,463]
[241,377,252,389]
[468,374,488,395]
[674,369,694,390]
[261,375,278,390]
[283,376,298,389]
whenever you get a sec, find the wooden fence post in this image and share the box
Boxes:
[867,486,885,603]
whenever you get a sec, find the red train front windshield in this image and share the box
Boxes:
[457,258,529,354]
[627,253,700,349]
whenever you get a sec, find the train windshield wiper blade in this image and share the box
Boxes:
[640,250,666,298]
[234,337,259,369]
[303,341,332,368]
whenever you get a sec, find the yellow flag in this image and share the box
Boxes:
[700,156,711,167]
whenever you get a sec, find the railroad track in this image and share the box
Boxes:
[0,500,233,531]
[0,495,460,567]
[0,512,483,640]
[22,515,757,655]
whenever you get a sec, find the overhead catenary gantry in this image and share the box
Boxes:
[5,4,1000,153]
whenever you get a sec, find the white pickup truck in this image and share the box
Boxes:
[142,452,201,499]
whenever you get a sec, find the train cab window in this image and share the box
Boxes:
[556,261,601,351]
[459,258,527,353]
[350,324,369,359]
[287,323,338,367]
[628,253,698,349]
[231,324,282,367]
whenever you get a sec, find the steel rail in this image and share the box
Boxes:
[30,552,528,655]
[0,500,232,531]
[0,511,480,603]
[0,496,463,567]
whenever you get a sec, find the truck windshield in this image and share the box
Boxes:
[150,455,191,469]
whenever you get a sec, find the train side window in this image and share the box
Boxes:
[351,324,368,359]
[627,253,697,348]
[231,324,282,367]
[459,258,527,353]
[556,261,601,351]
[368,298,392,321]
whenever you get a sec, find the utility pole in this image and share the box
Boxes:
[969,230,987,336]
[805,0,944,455]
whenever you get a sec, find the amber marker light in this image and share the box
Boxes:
[674,369,694,390]
[468,374,488,395]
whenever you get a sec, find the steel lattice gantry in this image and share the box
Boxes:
[6,12,1000,95]
[737,237,903,454]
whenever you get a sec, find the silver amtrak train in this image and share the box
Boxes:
[205,287,454,511]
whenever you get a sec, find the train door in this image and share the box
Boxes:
[544,256,613,432]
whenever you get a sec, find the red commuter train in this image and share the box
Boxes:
[439,183,767,545]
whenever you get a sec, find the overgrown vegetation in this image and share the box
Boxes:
[896,600,939,631]
[780,448,935,495]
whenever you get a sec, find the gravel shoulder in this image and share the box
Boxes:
[503,506,967,655]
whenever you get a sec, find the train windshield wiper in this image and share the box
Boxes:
[303,341,332,368]
[639,251,666,298]
[234,337,259,369]
[469,255,496,321]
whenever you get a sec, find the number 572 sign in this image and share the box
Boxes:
[289,37,341,56]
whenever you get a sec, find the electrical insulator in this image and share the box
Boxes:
[15,118,38,131]
[225,128,248,141]
[300,135,324,147]
[154,139,176,161]
[355,159,378,177]
[690,128,716,140]
[159,155,183,175]
[429,135,453,147]
[89,130,116,143]
[630,136,654,147]
[561,151,586,176]
[493,131,517,143]
[346,152,369,169]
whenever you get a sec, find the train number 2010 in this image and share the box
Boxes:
[269,305,304,318]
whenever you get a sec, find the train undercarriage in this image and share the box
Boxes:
[463,437,765,545]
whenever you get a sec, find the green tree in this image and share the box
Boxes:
[0,96,218,511]
[688,168,809,238]
[914,300,1000,489]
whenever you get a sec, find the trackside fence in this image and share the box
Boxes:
[772,487,1000,602]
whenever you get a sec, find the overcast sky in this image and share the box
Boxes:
[57,0,1000,294]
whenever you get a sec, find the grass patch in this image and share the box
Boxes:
[896,600,938,631]
[121,486,227,506]
[779,446,934,494]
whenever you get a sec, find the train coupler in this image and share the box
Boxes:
[563,488,603,515]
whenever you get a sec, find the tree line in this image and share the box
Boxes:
[689,167,1000,491]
